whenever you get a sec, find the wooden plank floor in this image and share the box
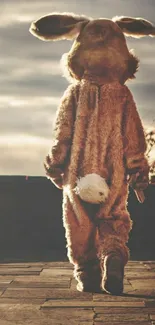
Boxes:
[0,260,154,324]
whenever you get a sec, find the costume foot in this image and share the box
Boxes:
[75,259,102,293]
[76,280,101,293]
[101,253,124,295]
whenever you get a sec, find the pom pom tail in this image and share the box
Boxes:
[74,173,110,204]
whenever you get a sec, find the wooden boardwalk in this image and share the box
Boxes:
[0,260,155,324]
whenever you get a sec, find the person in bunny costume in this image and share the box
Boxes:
[29,13,154,294]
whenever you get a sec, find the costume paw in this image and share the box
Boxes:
[101,254,124,295]
[75,260,102,293]
[129,171,149,190]
[52,177,63,189]
[44,161,63,177]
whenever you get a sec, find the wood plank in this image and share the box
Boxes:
[0,267,43,272]
[12,275,71,281]
[0,276,14,282]
[129,289,155,297]
[94,307,155,314]
[0,320,93,324]
[125,266,150,271]
[150,315,155,320]
[0,279,13,290]
[0,268,42,275]
[124,264,151,272]
[123,284,135,293]
[42,307,94,320]
[130,279,155,289]
[125,263,149,267]
[143,261,155,265]
[94,323,151,325]
[42,299,145,308]
[2,288,92,300]
[0,263,45,268]
[0,265,29,268]
[145,300,155,308]
[126,261,145,264]
[0,305,94,322]
[126,272,155,280]
[0,281,13,285]
[10,275,71,288]
[10,281,70,288]
[43,262,73,268]
[93,293,145,302]
[95,313,149,322]
[40,268,73,277]
[143,261,155,263]
[125,272,154,277]
[144,265,155,271]
[126,266,155,271]
[0,287,10,292]
[0,297,46,305]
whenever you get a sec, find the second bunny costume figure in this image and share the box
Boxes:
[30,13,154,294]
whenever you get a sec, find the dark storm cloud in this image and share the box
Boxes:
[1,0,155,175]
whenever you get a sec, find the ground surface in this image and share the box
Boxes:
[0,260,154,324]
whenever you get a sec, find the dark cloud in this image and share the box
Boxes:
[0,0,155,175]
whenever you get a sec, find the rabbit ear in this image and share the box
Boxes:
[113,16,155,38]
[29,12,89,41]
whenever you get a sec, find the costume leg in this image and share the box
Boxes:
[97,184,132,294]
[97,213,131,265]
[62,193,101,292]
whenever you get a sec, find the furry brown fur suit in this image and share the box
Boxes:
[29,13,155,292]
[44,78,148,265]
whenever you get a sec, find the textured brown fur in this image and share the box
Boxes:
[113,16,155,38]
[30,13,89,41]
[30,12,154,291]
[44,80,147,268]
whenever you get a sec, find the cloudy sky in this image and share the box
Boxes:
[1,0,155,176]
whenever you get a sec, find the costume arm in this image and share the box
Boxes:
[44,84,77,188]
[123,87,149,189]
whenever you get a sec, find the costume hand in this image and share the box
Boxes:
[128,170,149,191]
[44,155,63,177]
[44,155,64,189]
[52,177,63,189]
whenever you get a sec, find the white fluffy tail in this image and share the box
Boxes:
[74,173,109,204]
